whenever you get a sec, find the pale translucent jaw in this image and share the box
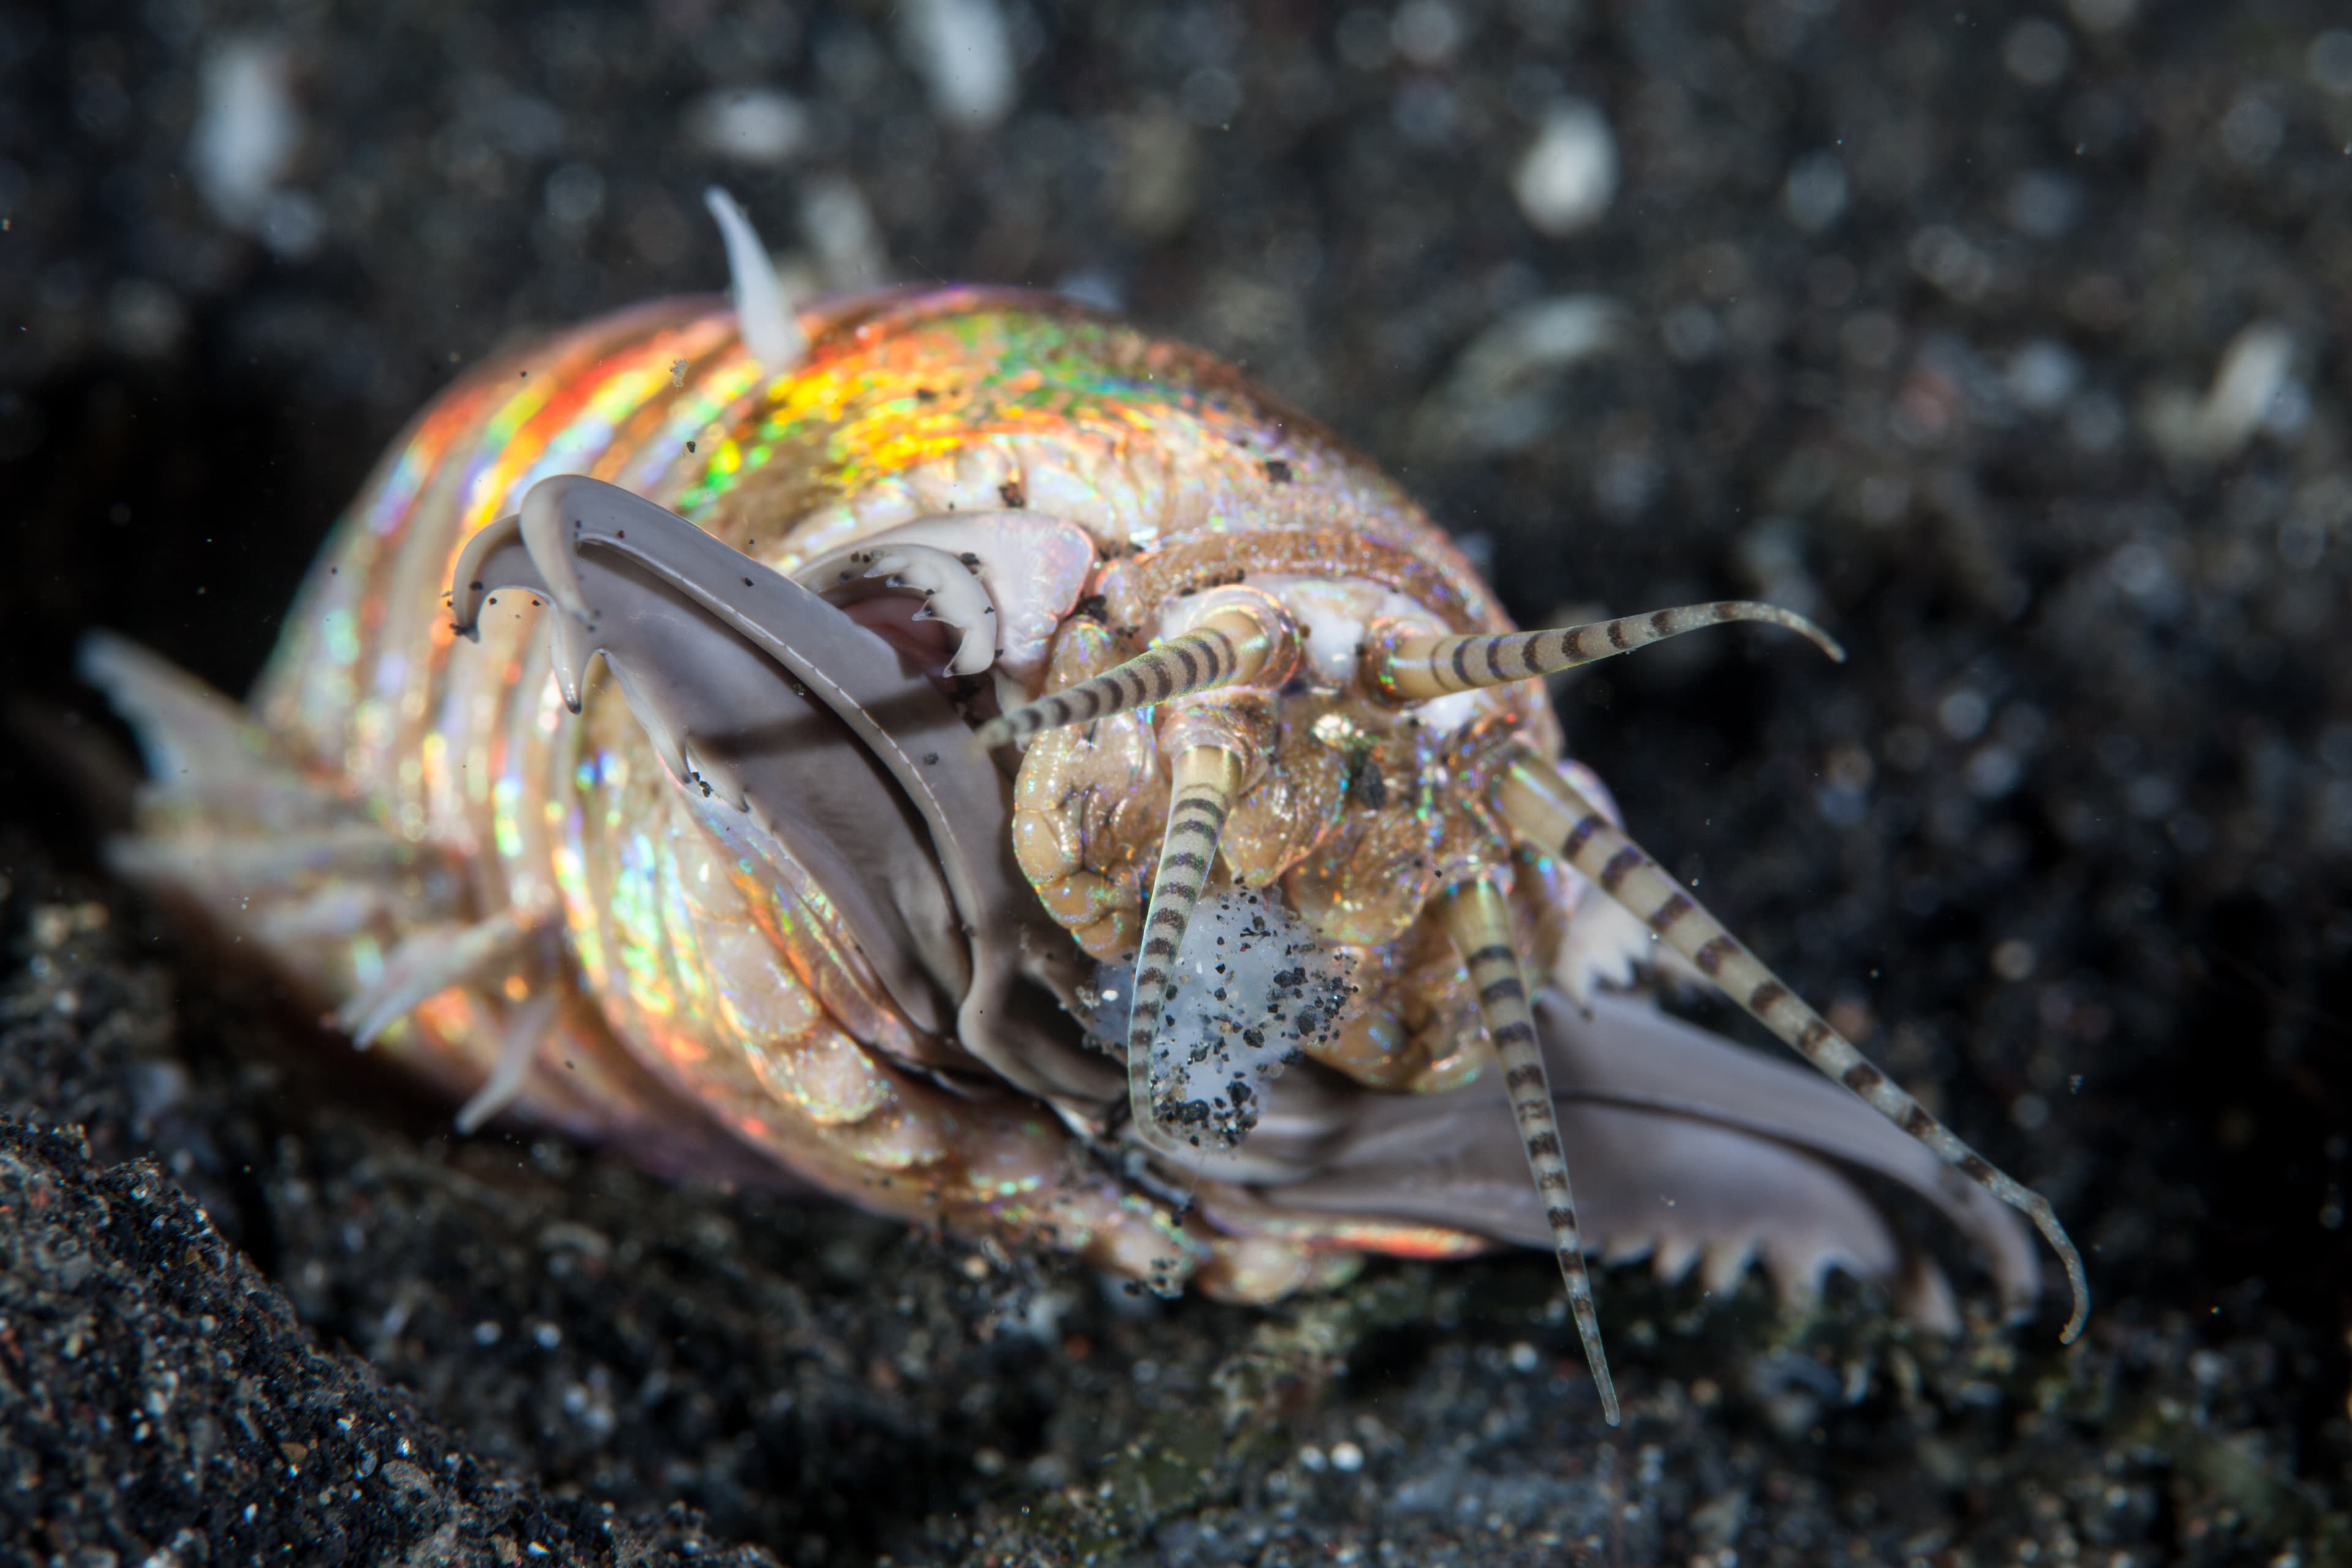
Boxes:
[450,473,1117,1113]
[790,508,1095,683]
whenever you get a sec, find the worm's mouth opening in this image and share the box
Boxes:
[838,592,964,669]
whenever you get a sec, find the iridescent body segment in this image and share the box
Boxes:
[96,283,2084,1411]
[249,288,1542,1294]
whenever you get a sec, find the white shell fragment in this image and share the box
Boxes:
[801,176,890,291]
[1782,151,1849,234]
[2140,320,2296,465]
[1513,100,1619,237]
[191,37,298,225]
[685,87,810,167]
[190,37,320,256]
[1410,294,1624,456]
[899,0,1019,130]
[703,186,808,376]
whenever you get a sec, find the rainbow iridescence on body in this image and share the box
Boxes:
[247,288,1544,1297]
[94,274,2086,1375]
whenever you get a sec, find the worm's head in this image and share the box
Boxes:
[990,572,1845,1137]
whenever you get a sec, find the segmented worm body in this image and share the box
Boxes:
[92,262,2084,1419]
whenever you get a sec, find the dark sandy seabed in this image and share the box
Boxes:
[5,1,2351,1562]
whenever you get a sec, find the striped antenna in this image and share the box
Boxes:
[1438,879,1620,1427]
[1125,745,1246,1149]
[976,603,1285,748]
[1368,600,1843,703]
[1494,756,2090,1342]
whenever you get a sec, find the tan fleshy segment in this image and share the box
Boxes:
[712,810,922,1065]
[1288,925,1494,1096]
[1302,1003,1418,1090]
[1294,941,1412,1090]
[1393,914,1487,1090]
[949,1115,1189,1280]
[1406,1033,1493,1095]
[1221,697,1350,887]
[1071,907,1142,963]
[1368,870,1561,1097]
[1429,793,1514,895]
[1494,752,2090,1342]
[1283,731,1440,948]
[744,1027,897,1129]
[1156,691,1276,791]
[1032,870,1120,929]
[1192,1234,1319,1303]
[655,794,922,1140]
[1066,1187,1202,1293]
[1286,810,1438,946]
[1010,620,1169,957]
[700,924,831,1058]
[822,1104,950,1170]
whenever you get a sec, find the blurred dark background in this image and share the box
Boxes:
[3,1,2349,1563]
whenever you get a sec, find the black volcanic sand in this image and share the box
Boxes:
[5,1,2350,1563]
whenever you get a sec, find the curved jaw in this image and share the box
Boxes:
[1242,989,2040,1320]
[450,475,1117,1109]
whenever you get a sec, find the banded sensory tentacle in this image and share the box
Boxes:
[1494,754,2089,1341]
[1438,878,1620,1425]
[978,598,1294,748]
[1125,745,1248,1148]
[1366,600,1842,703]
